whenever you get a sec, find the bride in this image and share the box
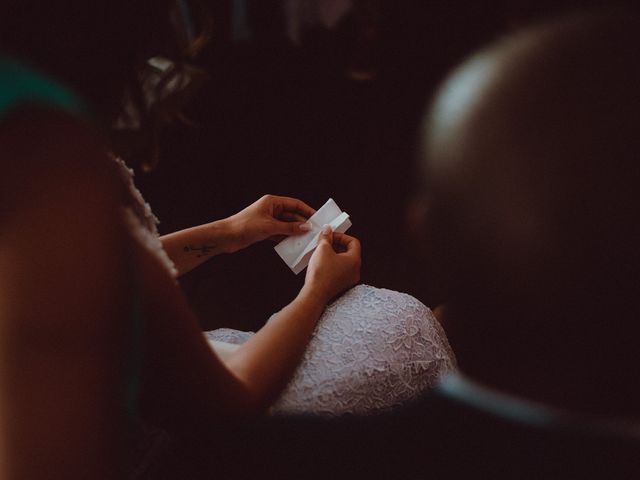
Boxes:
[118,154,456,417]
[0,1,455,477]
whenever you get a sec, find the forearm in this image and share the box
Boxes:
[139,251,327,426]
[160,195,315,276]
[222,286,328,410]
[160,219,234,276]
[219,228,362,409]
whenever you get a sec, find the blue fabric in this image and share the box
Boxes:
[0,56,85,119]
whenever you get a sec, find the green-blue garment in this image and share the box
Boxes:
[0,56,85,118]
[0,56,142,417]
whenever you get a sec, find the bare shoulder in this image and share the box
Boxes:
[0,107,109,161]
[0,107,126,329]
[0,107,120,221]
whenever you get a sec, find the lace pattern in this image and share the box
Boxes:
[113,154,456,417]
[113,156,178,278]
[207,285,457,416]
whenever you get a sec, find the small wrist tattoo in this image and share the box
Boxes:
[183,244,217,257]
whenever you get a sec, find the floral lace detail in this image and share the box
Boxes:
[207,285,457,416]
[112,156,178,278]
[109,156,455,418]
[204,328,254,345]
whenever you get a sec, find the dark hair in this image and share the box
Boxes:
[0,0,173,124]
[0,0,216,170]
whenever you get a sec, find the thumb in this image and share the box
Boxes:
[318,224,333,246]
[274,219,312,236]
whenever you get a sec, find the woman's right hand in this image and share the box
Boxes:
[303,226,361,304]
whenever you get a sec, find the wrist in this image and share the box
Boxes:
[298,283,330,309]
[206,218,237,254]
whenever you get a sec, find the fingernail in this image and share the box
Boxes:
[321,224,332,235]
[299,222,312,231]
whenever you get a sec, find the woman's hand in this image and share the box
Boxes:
[303,226,361,304]
[225,195,315,253]
[219,225,361,410]
[161,195,314,276]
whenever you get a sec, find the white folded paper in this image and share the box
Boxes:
[274,198,352,274]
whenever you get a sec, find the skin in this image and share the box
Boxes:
[0,111,129,478]
[0,0,361,470]
[160,195,316,276]
[141,209,361,432]
[420,12,640,416]
[0,108,361,478]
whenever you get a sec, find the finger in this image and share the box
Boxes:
[317,224,333,247]
[272,196,316,219]
[433,304,449,328]
[332,232,361,256]
[332,242,348,254]
[333,232,360,249]
[271,220,312,236]
[278,212,308,223]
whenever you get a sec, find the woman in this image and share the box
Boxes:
[0,1,454,477]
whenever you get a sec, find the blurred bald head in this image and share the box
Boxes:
[420,10,640,411]
[424,10,640,308]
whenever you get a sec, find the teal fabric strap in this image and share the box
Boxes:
[0,56,85,119]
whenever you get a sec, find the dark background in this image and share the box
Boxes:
[134,0,629,332]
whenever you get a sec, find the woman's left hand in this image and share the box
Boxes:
[224,195,315,253]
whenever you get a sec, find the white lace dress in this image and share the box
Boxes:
[117,157,457,418]
[207,286,456,416]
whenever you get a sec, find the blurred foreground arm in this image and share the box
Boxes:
[0,111,128,479]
